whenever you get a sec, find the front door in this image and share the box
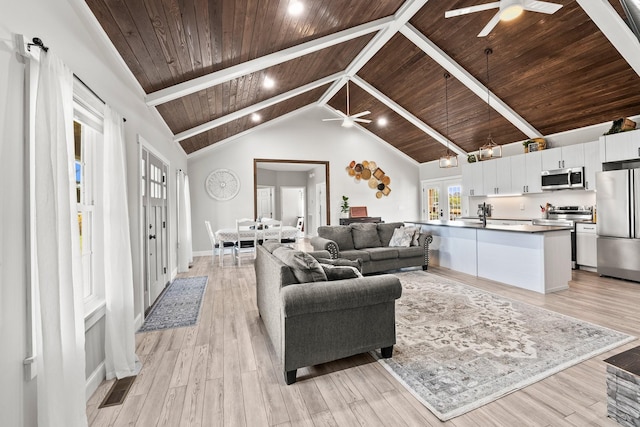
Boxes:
[142,148,168,312]
[421,179,462,221]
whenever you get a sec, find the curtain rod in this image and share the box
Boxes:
[28,36,127,123]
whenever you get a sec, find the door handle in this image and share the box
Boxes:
[149,234,156,240]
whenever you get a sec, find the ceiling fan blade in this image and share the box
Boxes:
[523,1,562,14]
[353,118,372,123]
[350,111,371,119]
[478,11,502,37]
[322,118,343,122]
[445,2,500,18]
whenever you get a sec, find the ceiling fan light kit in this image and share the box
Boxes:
[445,0,563,37]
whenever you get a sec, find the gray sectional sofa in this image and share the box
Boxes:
[310,222,433,274]
[255,243,402,385]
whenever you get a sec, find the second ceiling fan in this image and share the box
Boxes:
[445,0,563,37]
[323,80,371,128]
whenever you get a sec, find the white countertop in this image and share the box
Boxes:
[406,220,572,233]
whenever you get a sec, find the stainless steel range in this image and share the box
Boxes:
[532,206,593,269]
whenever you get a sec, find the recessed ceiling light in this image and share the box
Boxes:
[263,76,275,89]
[288,1,304,16]
[377,117,388,126]
[251,113,261,122]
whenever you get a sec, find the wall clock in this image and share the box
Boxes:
[205,168,240,201]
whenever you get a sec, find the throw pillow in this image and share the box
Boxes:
[377,222,405,246]
[350,223,382,249]
[320,264,363,281]
[315,257,363,273]
[272,247,328,283]
[404,225,420,246]
[388,226,411,247]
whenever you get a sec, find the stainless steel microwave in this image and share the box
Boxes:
[541,167,585,190]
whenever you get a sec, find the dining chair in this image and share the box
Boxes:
[234,218,258,265]
[261,218,282,243]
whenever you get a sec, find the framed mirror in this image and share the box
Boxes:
[253,159,331,235]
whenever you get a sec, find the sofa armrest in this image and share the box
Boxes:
[281,275,402,317]
[418,232,433,270]
[309,236,339,259]
[306,250,331,260]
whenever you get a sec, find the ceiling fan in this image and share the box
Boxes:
[323,80,371,128]
[445,0,563,37]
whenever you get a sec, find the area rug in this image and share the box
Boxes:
[138,276,208,332]
[374,270,634,421]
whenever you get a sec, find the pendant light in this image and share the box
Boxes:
[479,48,502,161]
[439,72,458,168]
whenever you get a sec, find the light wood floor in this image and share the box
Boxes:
[87,241,640,426]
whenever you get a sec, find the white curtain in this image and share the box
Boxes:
[177,171,193,272]
[96,105,140,380]
[34,52,88,427]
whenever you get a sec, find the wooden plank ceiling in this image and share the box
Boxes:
[86,0,640,161]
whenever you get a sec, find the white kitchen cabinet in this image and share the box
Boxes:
[510,151,542,194]
[603,130,640,162]
[462,161,484,196]
[483,157,511,195]
[583,140,603,191]
[541,145,584,170]
[576,222,597,268]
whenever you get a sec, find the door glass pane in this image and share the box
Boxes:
[428,187,440,220]
[448,185,462,220]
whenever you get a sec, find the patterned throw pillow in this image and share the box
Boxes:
[320,264,363,281]
[388,226,412,247]
[404,225,420,246]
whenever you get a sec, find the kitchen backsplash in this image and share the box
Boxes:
[468,190,596,219]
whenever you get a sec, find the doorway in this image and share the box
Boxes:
[141,146,169,313]
[256,186,275,219]
[280,187,306,227]
[421,178,462,221]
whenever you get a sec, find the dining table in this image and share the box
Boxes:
[214,225,299,266]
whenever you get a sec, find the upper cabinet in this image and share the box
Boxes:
[541,145,584,170]
[462,161,483,196]
[583,140,604,191]
[482,157,512,195]
[511,151,542,194]
[602,130,640,163]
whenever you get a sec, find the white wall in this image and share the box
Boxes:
[188,106,420,252]
[0,0,187,424]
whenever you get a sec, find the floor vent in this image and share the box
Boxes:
[98,375,136,408]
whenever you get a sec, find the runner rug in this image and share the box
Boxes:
[374,270,634,421]
[138,276,208,332]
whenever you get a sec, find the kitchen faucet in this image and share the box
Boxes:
[481,202,487,228]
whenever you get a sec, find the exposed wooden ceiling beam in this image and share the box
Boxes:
[400,24,541,139]
[173,72,344,142]
[351,75,467,156]
[146,17,391,107]
[576,0,640,77]
[318,0,430,105]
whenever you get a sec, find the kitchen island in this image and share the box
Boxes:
[406,220,572,294]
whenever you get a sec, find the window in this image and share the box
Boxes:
[73,82,105,310]
[427,187,440,220]
[448,184,462,220]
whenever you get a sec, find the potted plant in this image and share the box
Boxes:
[340,195,350,218]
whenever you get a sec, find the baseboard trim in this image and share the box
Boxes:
[86,361,106,402]
[171,268,178,280]
[134,313,143,331]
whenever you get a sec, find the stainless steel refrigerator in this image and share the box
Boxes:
[596,169,640,282]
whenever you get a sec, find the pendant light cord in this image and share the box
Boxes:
[485,48,493,141]
[444,72,450,152]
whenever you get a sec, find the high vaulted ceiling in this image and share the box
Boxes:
[86,0,640,163]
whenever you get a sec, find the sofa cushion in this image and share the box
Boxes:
[315,257,363,273]
[388,226,412,247]
[338,249,371,262]
[367,247,400,260]
[377,222,405,246]
[397,246,424,259]
[317,225,355,250]
[320,264,363,281]
[272,247,328,283]
[262,241,283,253]
[350,223,381,249]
